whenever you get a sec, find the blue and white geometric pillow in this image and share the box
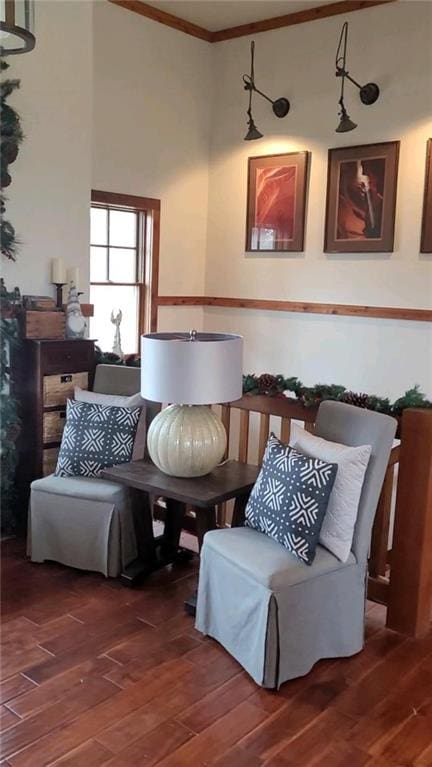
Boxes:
[245,434,338,565]
[55,399,141,479]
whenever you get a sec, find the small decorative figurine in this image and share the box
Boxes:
[111,309,124,358]
[65,283,86,339]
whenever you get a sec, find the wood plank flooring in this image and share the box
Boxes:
[1,538,431,766]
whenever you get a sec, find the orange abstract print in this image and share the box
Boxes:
[255,165,297,242]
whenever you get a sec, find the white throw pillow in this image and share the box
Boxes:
[74,386,144,409]
[290,426,371,562]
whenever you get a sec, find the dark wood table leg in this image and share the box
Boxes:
[185,505,217,617]
[232,491,250,527]
[195,506,217,551]
[120,489,157,587]
[159,499,186,563]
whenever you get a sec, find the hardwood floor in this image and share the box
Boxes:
[1,537,431,767]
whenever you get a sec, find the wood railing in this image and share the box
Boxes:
[216,396,432,638]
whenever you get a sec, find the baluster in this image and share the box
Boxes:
[218,405,231,525]
[221,405,231,460]
[280,417,291,444]
[238,410,250,463]
[369,463,394,578]
[258,413,270,464]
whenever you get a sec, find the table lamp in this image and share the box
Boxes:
[141,331,243,477]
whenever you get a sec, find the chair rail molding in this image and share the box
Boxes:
[156,296,432,323]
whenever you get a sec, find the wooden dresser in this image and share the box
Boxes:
[12,339,96,517]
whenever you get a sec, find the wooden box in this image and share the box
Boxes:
[21,310,65,340]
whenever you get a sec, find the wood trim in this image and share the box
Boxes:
[109,0,396,43]
[386,408,432,637]
[212,0,395,42]
[156,296,432,323]
[91,189,160,212]
[230,395,318,423]
[107,0,213,42]
[150,208,160,332]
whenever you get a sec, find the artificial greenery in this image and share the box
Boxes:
[1,60,23,261]
[95,346,141,367]
[242,373,431,416]
[0,281,22,533]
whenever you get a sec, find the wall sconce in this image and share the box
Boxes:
[242,41,290,141]
[335,21,379,133]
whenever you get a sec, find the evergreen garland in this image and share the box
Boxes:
[241,373,431,416]
[0,281,22,533]
[1,60,23,261]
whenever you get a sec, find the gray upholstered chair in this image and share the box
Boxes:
[28,364,152,578]
[195,401,397,688]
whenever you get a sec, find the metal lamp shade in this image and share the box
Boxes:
[336,113,358,133]
[141,332,243,405]
[0,0,35,55]
[244,118,263,141]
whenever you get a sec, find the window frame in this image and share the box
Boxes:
[90,190,160,348]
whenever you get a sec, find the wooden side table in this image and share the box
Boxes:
[102,459,260,593]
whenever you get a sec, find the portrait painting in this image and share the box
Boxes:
[324,142,399,253]
[420,139,432,253]
[246,152,309,252]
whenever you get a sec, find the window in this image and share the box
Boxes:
[89,191,160,355]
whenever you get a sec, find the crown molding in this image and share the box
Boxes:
[211,0,396,42]
[108,0,397,43]
[108,0,212,41]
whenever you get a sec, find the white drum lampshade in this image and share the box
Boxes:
[141,331,243,477]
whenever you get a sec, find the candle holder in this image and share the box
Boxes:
[53,282,66,310]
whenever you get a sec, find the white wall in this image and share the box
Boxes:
[2,0,431,400]
[92,0,212,332]
[1,0,92,300]
[204,1,432,399]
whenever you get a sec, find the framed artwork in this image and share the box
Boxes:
[324,141,400,253]
[246,152,309,252]
[420,139,432,253]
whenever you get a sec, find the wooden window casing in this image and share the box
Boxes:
[90,190,160,348]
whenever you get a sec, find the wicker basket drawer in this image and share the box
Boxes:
[43,410,67,444]
[43,447,60,476]
[43,372,88,407]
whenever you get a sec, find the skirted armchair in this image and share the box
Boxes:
[195,401,397,688]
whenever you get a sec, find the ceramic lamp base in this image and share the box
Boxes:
[147,404,227,478]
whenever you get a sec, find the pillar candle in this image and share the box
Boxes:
[67,267,80,292]
[51,258,66,284]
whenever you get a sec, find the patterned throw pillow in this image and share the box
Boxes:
[245,434,338,565]
[55,399,141,478]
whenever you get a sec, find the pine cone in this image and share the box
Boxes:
[257,373,278,395]
[340,391,369,408]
